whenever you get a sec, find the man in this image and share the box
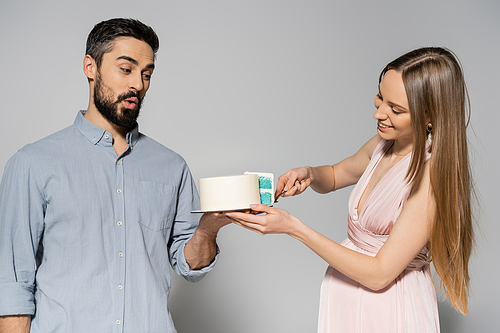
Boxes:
[0,18,230,332]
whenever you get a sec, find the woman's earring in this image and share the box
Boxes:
[427,123,433,145]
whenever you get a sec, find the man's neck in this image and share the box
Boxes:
[84,106,130,156]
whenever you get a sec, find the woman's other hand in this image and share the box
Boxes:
[226,204,302,236]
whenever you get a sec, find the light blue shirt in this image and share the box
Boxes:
[0,111,218,332]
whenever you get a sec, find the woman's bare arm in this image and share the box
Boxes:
[276,135,381,197]
[229,160,434,290]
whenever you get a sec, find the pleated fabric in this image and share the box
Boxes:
[318,139,439,333]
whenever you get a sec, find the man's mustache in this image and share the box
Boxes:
[116,90,141,104]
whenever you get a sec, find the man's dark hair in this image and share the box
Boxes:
[86,18,159,68]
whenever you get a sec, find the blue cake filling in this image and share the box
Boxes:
[260,192,272,205]
[259,176,273,190]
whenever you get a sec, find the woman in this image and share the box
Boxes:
[227,47,474,332]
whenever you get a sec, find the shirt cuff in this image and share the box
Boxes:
[177,242,220,283]
[0,282,36,316]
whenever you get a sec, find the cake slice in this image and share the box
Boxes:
[244,172,274,205]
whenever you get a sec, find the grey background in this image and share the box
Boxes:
[1,0,498,332]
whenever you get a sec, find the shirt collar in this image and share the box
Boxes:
[74,110,140,148]
[126,122,140,149]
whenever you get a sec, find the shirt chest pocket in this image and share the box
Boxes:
[136,181,177,231]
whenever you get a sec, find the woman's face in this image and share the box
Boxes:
[373,70,413,145]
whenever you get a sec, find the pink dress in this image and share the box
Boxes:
[318,139,440,332]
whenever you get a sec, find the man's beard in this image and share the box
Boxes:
[93,74,143,130]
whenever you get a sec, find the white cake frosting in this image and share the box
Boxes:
[198,174,261,212]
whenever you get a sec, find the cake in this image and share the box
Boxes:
[194,172,274,212]
[197,174,261,212]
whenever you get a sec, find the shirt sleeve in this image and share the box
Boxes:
[167,163,219,283]
[0,150,45,316]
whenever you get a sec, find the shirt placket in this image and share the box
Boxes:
[114,153,126,332]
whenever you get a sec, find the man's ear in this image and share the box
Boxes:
[83,55,97,80]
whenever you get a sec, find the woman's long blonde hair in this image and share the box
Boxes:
[380,47,474,314]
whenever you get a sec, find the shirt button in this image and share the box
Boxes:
[116,189,122,194]
[116,320,121,325]
[92,138,97,142]
[116,161,121,165]
[117,221,122,226]
[118,252,123,258]
[105,134,110,139]
[118,285,123,290]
